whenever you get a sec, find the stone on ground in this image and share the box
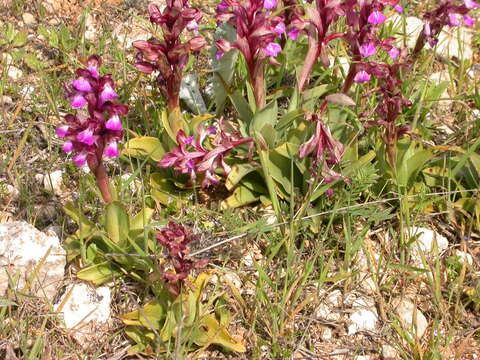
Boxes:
[54,283,112,347]
[0,221,66,298]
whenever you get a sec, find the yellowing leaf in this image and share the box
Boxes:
[123,137,165,162]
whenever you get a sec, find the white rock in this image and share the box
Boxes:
[54,283,111,347]
[315,289,342,321]
[1,183,19,201]
[222,272,242,291]
[435,27,473,60]
[389,16,424,49]
[393,298,428,339]
[84,14,97,41]
[382,344,399,360]
[410,227,449,253]
[322,327,333,340]
[7,66,23,81]
[35,173,45,185]
[0,222,66,298]
[22,12,36,25]
[120,173,141,193]
[43,170,63,196]
[0,95,13,105]
[242,252,255,267]
[348,298,378,335]
[455,250,473,266]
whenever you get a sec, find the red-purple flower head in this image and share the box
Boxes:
[413,0,477,55]
[156,221,209,296]
[57,55,128,166]
[159,120,252,188]
[56,56,128,203]
[215,0,286,107]
[133,2,206,115]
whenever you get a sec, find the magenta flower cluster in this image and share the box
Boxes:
[298,112,345,195]
[56,55,128,167]
[341,0,405,90]
[215,0,287,107]
[133,1,207,113]
[156,221,209,296]
[159,121,252,188]
[418,0,478,52]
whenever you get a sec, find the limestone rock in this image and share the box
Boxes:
[382,344,399,360]
[410,227,449,265]
[315,289,342,322]
[393,298,428,339]
[54,283,111,347]
[43,170,64,196]
[455,250,473,266]
[7,66,23,81]
[348,298,378,335]
[22,13,36,25]
[0,222,66,298]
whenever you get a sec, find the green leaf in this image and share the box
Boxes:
[396,148,435,187]
[225,163,260,191]
[229,91,254,123]
[123,136,165,162]
[12,31,28,47]
[150,173,191,206]
[129,207,155,231]
[251,100,278,144]
[105,201,130,245]
[138,301,165,330]
[63,203,95,234]
[76,262,121,285]
[192,314,246,352]
[211,23,238,114]
[222,184,260,208]
[0,299,18,307]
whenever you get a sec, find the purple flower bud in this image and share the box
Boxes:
[62,141,73,153]
[394,5,403,12]
[368,11,387,25]
[72,77,92,92]
[56,125,69,138]
[217,0,228,10]
[104,141,119,158]
[325,188,334,197]
[359,42,376,58]
[207,125,217,135]
[185,136,194,145]
[71,94,87,108]
[448,13,460,26]
[464,15,475,26]
[264,42,282,57]
[187,19,199,31]
[216,50,225,60]
[105,115,123,131]
[99,83,118,104]
[186,159,195,169]
[73,153,87,167]
[388,47,400,59]
[465,0,480,9]
[264,0,276,10]
[424,22,432,37]
[288,28,301,40]
[354,70,371,83]
[77,128,95,146]
[274,22,286,35]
